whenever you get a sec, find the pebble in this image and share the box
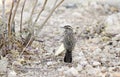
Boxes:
[85,64,93,69]
[112,34,120,41]
[92,61,101,66]
[65,67,79,76]
[0,57,8,72]
[93,48,102,56]
[47,61,53,66]
[64,3,77,9]
[80,61,88,67]
[101,67,107,73]
[72,12,82,18]
[76,64,83,72]
[105,13,120,35]
[8,71,17,77]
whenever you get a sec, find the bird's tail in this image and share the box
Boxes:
[64,50,72,63]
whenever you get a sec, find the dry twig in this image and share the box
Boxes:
[24,0,38,48]
[20,0,26,33]
[10,0,20,27]
[2,0,6,30]
[28,0,38,34]
[32,0,48,26]
[8,0,14,40]
[28,0,38,24]
[36,0,64,35]
[19,35,33,57]
[19,0,64,57]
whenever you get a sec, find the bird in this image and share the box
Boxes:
[63,25,75,63]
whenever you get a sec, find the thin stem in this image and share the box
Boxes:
[2,0,6,30]
[11,0,20,27]
[28,0,38,26]
[8,0,14,39]
[20,0,26,33]
[36,0,64,35]
[27,0,38,38]
[19,36,33,57]
[32,0,48,26]
[19,0,64,57]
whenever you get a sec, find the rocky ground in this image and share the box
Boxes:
[0,0,120,77]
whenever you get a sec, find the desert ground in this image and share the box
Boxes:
[0,0,120,77]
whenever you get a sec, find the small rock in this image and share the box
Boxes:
[8,71,17,77]
[0,57,8,72]
[105,13,120,35]
[47,61,53,66]
[55,43,65,56]
[72,12,82,18]
[85,64,93,69]
[92,61,101,67]
[76,64,83,72]
[93,48,102,56]
[65,67,79,76]
[80,61,88,67]
[112,34,120,41]
[58,67,65,72]
[64,3,77,9]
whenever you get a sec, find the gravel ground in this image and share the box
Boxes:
[0,0,120,77]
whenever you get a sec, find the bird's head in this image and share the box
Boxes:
[63,25,73,30]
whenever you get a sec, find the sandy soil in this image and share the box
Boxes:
[0,0,120,77]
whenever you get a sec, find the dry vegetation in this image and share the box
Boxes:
[0,0,120,77]
[0,0,64,76]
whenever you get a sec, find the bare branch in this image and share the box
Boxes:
[10,0,21,28]
[8,0,14,39]
[19,35,34,58]
[36,0,64,35]
[2,0,6,30]
[20,0,26,33]
[28,0,38,26]
[32,0,48,26]
[19,0,64,57]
